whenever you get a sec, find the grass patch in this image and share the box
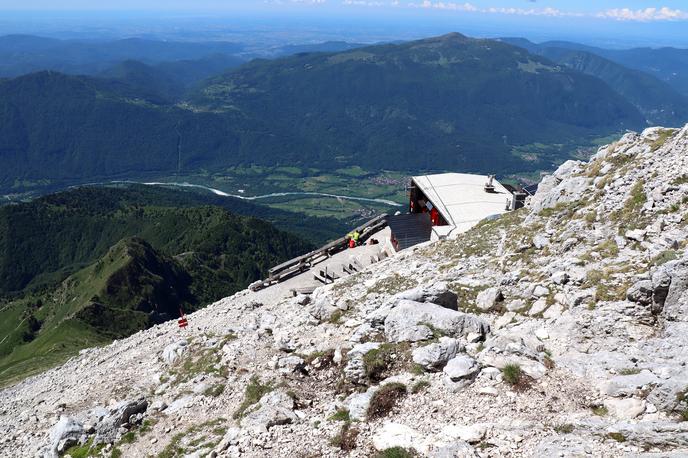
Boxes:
[596,240,619,258]
[232,375,274,419]
[63,437,105,458]
[367,383,407,419]
[374,447,417,458]
[680,409,688,422]
[591,405,608,416]
[502,364,522,385]
[653,250,679,266]
[612,180,648,228]
[411,380,430,393]
[168,343,228,385]
[672,175,688,186]
[331,422,359,451]
[203,383,226,397]
[607,432,626,443]
[618,368,642,376]
[157,418,226,458]
[328,409,351,422]
[649,128,675,152]
[302,349,336,369]
[362,343,412,382]
[554,424,574,434]
[120,431,137,444]
[366,274,416,296]
[329,309,344,325]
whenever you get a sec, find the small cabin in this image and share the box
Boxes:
[386,173,525,251]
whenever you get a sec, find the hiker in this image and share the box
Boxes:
[352,230,360,245]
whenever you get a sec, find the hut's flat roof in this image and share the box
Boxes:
[412,173,511,233]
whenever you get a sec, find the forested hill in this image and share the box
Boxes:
[0,185,313,295]
[0,33,649,194]
[500,37,688,126]
[0,185,314,384]
[193,33,645,173]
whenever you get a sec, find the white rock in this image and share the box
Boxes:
[443,355,480,381]
[440,423,487,444]
[534,327,549,340]
[372,422,428,454]
[476,288,503,312]
[532,285,550,297]
[412,337,461,371]
[162,340,187,365]
[603,398,646,419]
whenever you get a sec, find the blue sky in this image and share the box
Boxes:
[0,1,686,48]
[2,0,688,22]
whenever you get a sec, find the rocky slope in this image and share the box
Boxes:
[2,125,688,457]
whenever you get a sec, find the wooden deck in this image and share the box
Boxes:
[250,214,389,291]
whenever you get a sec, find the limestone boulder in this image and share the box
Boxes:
[162,340,187,365]
[443,355,480,382]
[95,398,148,444]
[475,288,503,312]
[396,282,458,310]
[241,390,297,432]
[412,337,462,371]
[384,300,489,343]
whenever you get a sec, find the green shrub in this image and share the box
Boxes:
[591,405,608,416]
[375,447,417,458]
[367,383,407,419]
[411,380,430,393]
[330,423,359,451]
[233,376,274,419]
[502,364,522,385]
[607,432,626,442]
[554,424,574,434]
[328,409,351,422]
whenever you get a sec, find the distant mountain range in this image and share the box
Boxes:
[2,32,672,194]
[504,38,688,97]
[0,35,246,78]
[501,38,688,126]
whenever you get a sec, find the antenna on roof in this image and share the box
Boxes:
[484,175,496,193]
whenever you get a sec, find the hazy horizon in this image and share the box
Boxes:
[1,1,687,49]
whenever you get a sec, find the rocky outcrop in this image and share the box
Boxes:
[241,391,297,433]
[384,300,489,343]
[5,125,688,458]
[412,337,461,371]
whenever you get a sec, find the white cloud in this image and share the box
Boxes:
[407,1,575,17]
[597,7,688,22]
[270,0,688,22]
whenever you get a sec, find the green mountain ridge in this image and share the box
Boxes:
[0,186,316,386]
[0,237,193,386]
[500,38,688,126]
[0,185,314,295]
[0,33,651,194]
[193,33,644,173]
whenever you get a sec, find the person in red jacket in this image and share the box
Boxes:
[427,201,440,226]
